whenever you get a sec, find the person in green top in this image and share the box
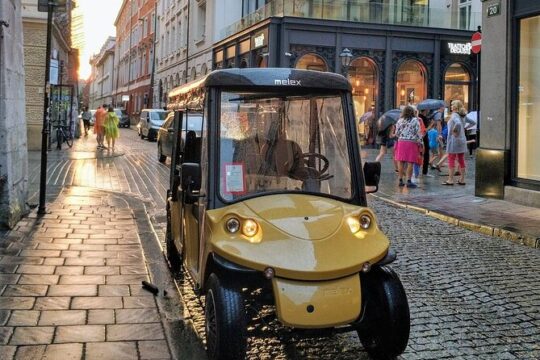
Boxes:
[104,106,120,151]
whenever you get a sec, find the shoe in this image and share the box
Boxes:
[406,180,417,188]
[458,181,466,185]
[442,181,454,185]
[399,179,405,187]
[411,175,418,184]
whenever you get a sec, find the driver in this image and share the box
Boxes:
[259,120,304,178]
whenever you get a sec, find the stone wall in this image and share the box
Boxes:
[0,0,29,228]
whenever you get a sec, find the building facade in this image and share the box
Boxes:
[476,0,540,207]
[154,0,213,108]
[213,0,481,121]
[0,0,28,228]
[22,0,77,150]
[113,0,157,121]
[88,37,116,109]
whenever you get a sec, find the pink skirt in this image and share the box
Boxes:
[395,140,419,163]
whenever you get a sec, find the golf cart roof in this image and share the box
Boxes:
[168,68,352,111]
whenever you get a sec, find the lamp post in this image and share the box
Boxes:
[37,0,55,214]
[339,48,353,75]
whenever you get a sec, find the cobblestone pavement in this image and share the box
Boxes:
[0,187,172,359]
[9,129,539,359]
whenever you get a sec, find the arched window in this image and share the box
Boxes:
[444,63,471,110]
[295,53,328,72]
[191,67,197,81]
[395,59,427,107]
[348,57,378,122]
[201,63,208,76]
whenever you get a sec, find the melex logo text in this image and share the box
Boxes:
[274,79,302,86]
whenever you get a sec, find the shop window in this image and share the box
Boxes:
[517,15,540,181]
[395,59,427,107]
[257,54,268,68]
[348,57,378,123]
[444,63,470,111]
[295,53,328,72]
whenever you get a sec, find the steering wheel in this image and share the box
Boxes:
[290,153,331,181]
[302,153,330,175]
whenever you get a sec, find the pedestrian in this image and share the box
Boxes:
[428,124,440,168]
[94,104,107,149]
[104,106,120,152]
[442,100,475,185]
[412,106,426,183]
[81,106,92,136]
[418,109,431,175]
[394,105,421,188]
[374,121,397,170]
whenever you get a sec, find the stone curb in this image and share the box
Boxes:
[371,194,540,249]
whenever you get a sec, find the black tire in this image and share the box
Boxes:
[158,143,166,163]
[165,202,181,274]
[65,132,73,147]
[205,273,247,360]
[357,266,410,360]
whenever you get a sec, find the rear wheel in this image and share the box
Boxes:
[357,266,410,359]
[205,273,247,360]
[158,142,166,163]
[65,131,73,147]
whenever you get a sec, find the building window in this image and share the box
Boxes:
[459,0,472,30]
[517,15,540,181]
[348,57,378,123]
[295,53,328,71]
[444,63,470,111]
[395,59,427,107]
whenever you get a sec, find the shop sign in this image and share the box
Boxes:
[121,95,130,102]
[251,29,268,49]
[487,3,501,17]
[445,42,472,55]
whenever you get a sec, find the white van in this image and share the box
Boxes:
[137,109,168,141]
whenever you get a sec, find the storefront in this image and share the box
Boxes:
[477,0,540,206]
[213,17,477,126]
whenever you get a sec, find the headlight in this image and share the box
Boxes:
[225,218,240,233]
[359,214,372,230]
[242,219,258,237]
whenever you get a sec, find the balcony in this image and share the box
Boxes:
[220,0,481,40]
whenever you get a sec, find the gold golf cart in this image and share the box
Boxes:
[166,68,409,360]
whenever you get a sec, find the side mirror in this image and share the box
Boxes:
[363,161,381,193]
[181,163,201,204]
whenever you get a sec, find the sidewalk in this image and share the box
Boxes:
[0,186,203,359]
[364,148,540,249]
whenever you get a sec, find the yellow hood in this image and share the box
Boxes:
[206,194,390,280]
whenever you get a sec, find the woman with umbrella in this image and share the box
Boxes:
[375,110,399,174]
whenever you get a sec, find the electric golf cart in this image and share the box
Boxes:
[165,68,409,360]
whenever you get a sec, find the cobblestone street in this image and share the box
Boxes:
[1,129,538,359]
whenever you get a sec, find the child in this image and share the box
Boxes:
[428,126,439,168]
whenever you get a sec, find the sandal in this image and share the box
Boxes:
[442,181,454,186]
[458,181,466,185]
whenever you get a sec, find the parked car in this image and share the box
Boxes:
[114,108,130,128]
[157,112,203,163]
[137,109,168,141]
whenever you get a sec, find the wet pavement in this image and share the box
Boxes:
[0,129,538,359]
[362,147,540,248]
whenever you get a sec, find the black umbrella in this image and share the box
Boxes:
[417,99,446,111]
[376,109,401,131]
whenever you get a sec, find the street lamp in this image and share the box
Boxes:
[339,48,353,74]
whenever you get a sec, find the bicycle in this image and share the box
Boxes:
[53,123,73,149]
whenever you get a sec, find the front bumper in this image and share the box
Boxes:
[272,274,361,328]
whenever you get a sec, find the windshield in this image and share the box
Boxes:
[150,111,167,121]
[219,91,353,202]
